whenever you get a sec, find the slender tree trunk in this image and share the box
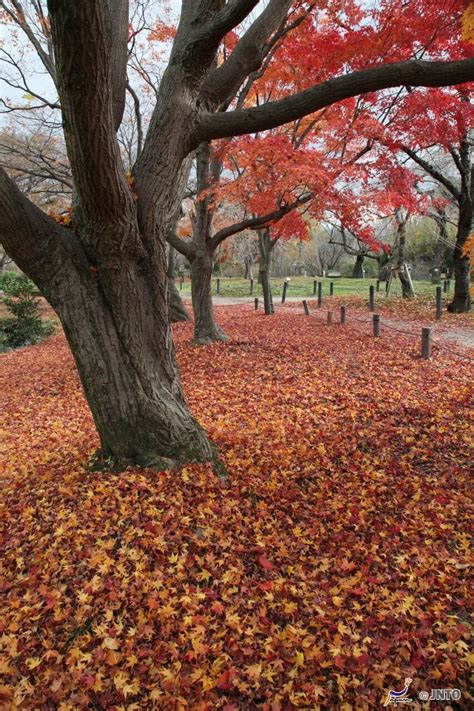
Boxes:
[448,198,472,312]
[352,254,365,278]
[167,245,190,322]
[258,228,274,315]
[244,256,254,280]
[187,143,229,344]
[395,213,415,298]
[190,249,229,343]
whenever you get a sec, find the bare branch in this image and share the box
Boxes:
[126,81,144,164]
[401,145,461,201]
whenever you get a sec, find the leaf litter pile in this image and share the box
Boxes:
[0,306,472,709]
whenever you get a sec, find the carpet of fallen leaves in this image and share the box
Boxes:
[0,306,473,710]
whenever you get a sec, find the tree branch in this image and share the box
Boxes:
[209,192,312,250]
[401,145,460,201]
[0,167,88,289]
[126,80,143,164]
[199,0,292,109]
[201,0,260,44]
[195,59,474,142]
[105,0,129,130]
[166,227,195,259]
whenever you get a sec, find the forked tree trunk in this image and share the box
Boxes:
[352,254,365,278]
[258,228,275,315]
[190,249,229,343]
[448,198,472,313]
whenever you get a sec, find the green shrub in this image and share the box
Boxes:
[0,274,55,350]
[0,270,20,291]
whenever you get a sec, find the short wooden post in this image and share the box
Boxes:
[254,297,259,310]
[179,276,183,291]
[340,305,346,324]
[250,279,254,295]
[216,277,221,295]
[302,299,310,315]
[372,314,380,337]
[327,310,333,325]
[376,279,380,292]
[317,281,323,308]
[282,280,288,303]
[421,327,432,359]
[313,279,317,295]
[329,281,334,296]
[369,285,375,312]
[435,286,442,320]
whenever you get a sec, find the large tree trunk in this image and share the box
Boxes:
[258,228,274,315]
[0,173,215,469]
[448,199,472,312]
[190,248,229,344]
[56,269,214,468]
[0,0,220,469]
[352,254,365,278]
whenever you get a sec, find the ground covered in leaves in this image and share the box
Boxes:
[0,307,472,709]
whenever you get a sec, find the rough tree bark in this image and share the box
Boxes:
[1,0,473,467]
